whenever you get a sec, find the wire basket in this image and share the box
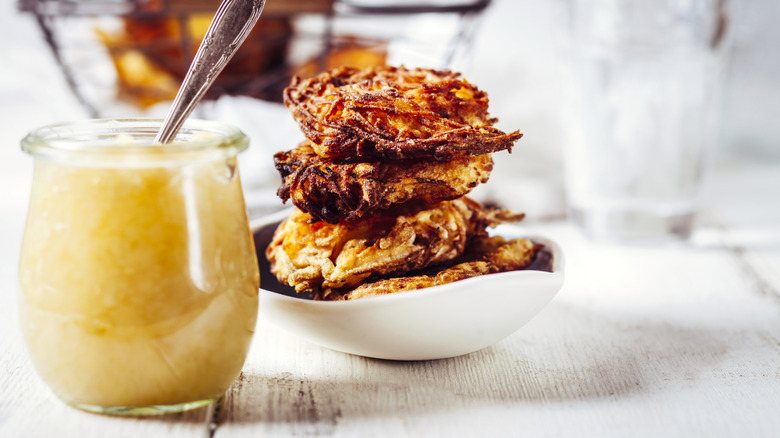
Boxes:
[19,0,491,117]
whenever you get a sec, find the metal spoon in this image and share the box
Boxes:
[155,0,266,144]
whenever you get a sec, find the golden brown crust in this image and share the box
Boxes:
[274,140,494,223]
[283,65,522,161]
[265,198,525,293]
[318,236,543,300]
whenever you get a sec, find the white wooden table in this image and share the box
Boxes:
[5,159,779,438]
[1,2,779,437]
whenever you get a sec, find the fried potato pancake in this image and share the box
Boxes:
[318,236,543,300]
[274,140,494,223]
[283,65,523,161]
[265,197,525,293]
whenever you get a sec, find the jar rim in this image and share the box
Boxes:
[21,118,249,166]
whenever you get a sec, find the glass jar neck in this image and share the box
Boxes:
[21,118,248,167]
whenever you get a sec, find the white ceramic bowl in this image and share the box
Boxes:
[252,209,565,361]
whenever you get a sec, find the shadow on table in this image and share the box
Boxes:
[220,302,733,425]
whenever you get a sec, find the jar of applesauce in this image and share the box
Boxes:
[18,119,259,415]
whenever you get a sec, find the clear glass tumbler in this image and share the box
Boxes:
[562,0,729,242]
[18,119,259,415]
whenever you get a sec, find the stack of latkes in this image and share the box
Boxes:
[266,65,544,300]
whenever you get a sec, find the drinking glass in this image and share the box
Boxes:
[562,0,729,242]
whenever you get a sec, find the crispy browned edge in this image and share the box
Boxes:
[316,236,544,300]
[283,65,522,161]
[274,141,494,223]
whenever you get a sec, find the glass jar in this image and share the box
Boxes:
[18,119,259,415]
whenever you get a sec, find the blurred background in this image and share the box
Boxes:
[1,0,779,220]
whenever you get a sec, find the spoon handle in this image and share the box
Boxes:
[155,0,266,144]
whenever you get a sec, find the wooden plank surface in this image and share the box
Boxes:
[3,169,779,437]
[219,218,780,437]
[210,224,780,437]
[2,1,779,436]
[2,159,779,437]
[702,160,780,304]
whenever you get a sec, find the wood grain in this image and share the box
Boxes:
[205,218,780,437]
[3,0,778,434]
[3,163,780,437]
[1,41,779,437]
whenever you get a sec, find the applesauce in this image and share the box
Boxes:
[18,119,259,414]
